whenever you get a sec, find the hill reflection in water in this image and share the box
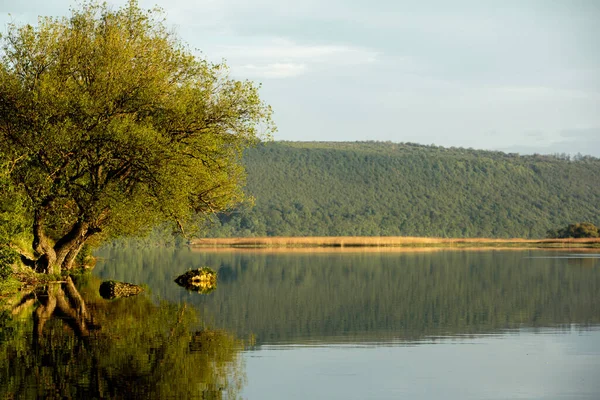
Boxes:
[94,247,600,345]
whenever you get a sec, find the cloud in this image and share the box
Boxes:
[489,86,596,100]
[498,127,600,157]
[555,127,600,156]
[237,63,307,79]
[209,38,378,79]
[219,38,376,61]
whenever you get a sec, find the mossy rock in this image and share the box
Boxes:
[175,267,217,294]
[99,280,143,299]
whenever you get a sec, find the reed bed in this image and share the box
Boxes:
[190,247,600,255]
[190,236,600,249]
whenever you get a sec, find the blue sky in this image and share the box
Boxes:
[1,0,599,155]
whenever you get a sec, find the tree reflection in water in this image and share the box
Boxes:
[0,275,245,399]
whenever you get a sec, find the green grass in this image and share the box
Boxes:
[0,276,23,299]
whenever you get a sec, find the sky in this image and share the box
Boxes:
[1,0,599,156]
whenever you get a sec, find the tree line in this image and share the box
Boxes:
[203,141,600,238]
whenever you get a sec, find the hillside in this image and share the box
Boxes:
[204,142,600,238]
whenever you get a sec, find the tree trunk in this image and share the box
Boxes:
[62,241,86,271]
[32,210,58,274]
[30,216,99,274]
[54,221,88,269]
[35,253,60,275]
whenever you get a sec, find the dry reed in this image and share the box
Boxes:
[190,236,600,249]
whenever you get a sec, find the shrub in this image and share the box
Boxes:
[0,245,17,280]
[547,222,600,239]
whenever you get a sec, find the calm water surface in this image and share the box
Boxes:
[2,248,599,399]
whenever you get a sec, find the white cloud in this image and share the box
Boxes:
[208,38,379,79]
[488,86,597,101]
[237,63,307,79]
[220,38,376,61]
[499,127,600,156]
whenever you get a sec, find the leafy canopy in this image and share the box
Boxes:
[547,222,600,239]
[0,1,274,250]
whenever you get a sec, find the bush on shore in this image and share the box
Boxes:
[546,222,600,239]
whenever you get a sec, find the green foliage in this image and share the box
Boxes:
[175,267,217,294]
[0,160,31,278]
[0,276,21,297]
[0,246,16,280]
[547,222,600,238]
[203,142,600,238]
[74,243,94,267]
[0,276,246,398]
[106,221,191,248]
[0,0,273,272]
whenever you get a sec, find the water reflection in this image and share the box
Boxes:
[242,326,600,400]
[95,248,600,345]
[0,275,245,399]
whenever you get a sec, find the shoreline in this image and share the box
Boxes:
[190,236,600,249]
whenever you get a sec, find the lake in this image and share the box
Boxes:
[2,248,599,399]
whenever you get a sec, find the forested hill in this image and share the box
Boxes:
[204,142,600,238]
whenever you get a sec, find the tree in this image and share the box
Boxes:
[0,1,274,274]
[547,222,600,239]
[0,159,29,278]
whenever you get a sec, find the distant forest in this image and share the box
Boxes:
[203,141,600,239]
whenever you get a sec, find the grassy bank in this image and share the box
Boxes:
[190,236,600,249]
[0,265,67,301]
[0,277,22,298]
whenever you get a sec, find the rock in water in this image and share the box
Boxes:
[175,267,217,294]
[99,280,143,299]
